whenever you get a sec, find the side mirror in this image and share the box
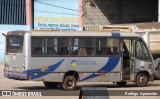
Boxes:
[2,33,6,37]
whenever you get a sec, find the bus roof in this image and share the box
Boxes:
[7,30,141,38]
[28,30,141,38]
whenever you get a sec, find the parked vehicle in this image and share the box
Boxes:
[135,30,160,79]
[3,30,155,90]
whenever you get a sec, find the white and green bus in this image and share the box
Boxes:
[4,30,155,90]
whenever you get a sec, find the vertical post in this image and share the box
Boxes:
[26,0,32,30]
[79,0,83,31]
[158,0,160,22]
[146,31,149,46]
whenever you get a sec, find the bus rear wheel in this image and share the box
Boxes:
[62,76,77,91]
[43,82,59,88]
[116,82,127,87]
[136,73,148,87]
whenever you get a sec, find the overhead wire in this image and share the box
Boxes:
[35,10,79,16]
[34,0,79,12]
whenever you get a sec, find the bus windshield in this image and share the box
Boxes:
[7,35,23,53]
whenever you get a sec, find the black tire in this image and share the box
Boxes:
[43,82,59,88]
[62,76,77,91]
[116,82,127,87]
[136,73,148,87]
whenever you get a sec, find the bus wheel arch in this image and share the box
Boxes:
[62,71,79,90]
[136,71,149,87]
[63,71,80,81]
[43,82,60,88]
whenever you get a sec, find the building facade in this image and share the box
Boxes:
[0,0,159,62]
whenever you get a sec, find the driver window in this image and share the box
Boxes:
[136,40,152,61]
[136,41,143,59]
[142,42,152,61]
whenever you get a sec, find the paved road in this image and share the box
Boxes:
[0,63,160,99]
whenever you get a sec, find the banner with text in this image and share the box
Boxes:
[34,0,80,31]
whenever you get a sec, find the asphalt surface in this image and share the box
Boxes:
[0,63,160,99]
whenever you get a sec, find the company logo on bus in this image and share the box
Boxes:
[71,60,97,66]
[71,60,77,67]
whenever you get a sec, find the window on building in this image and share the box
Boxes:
[0,0,26,25]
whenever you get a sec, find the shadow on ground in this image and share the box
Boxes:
[12,82,160,96]
[14,82,160,90]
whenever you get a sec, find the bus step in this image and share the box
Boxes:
[123,75,130,80]
[123,75,130,77]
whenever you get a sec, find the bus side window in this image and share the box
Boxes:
[107,38,119,56]
[72,47,78,55]
[46,37,58,56]
[96,38,119,56]
[31,37,44,56]
[96,38,107,56]
[58,38,70,56]
[106,47,113,55]
[71,38,78,55]
[33,47,43,55]
[113,47,119,55]
[78,48,87,56]
[82,38,95,56]
[71,38,95,56]
[47,47,57,55]
[85,47,94,55]
[60,47,69,55]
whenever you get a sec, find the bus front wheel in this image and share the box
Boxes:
[43,82,59,88]
[62,76,77,90]
[136,73,148,87]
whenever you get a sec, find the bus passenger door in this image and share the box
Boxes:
[121,39,135,81]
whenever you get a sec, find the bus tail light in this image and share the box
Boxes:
[22,63,25,70]
[22,66,25,71]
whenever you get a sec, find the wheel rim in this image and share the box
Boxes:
[139,75,147,85]
[67,79,74,88]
